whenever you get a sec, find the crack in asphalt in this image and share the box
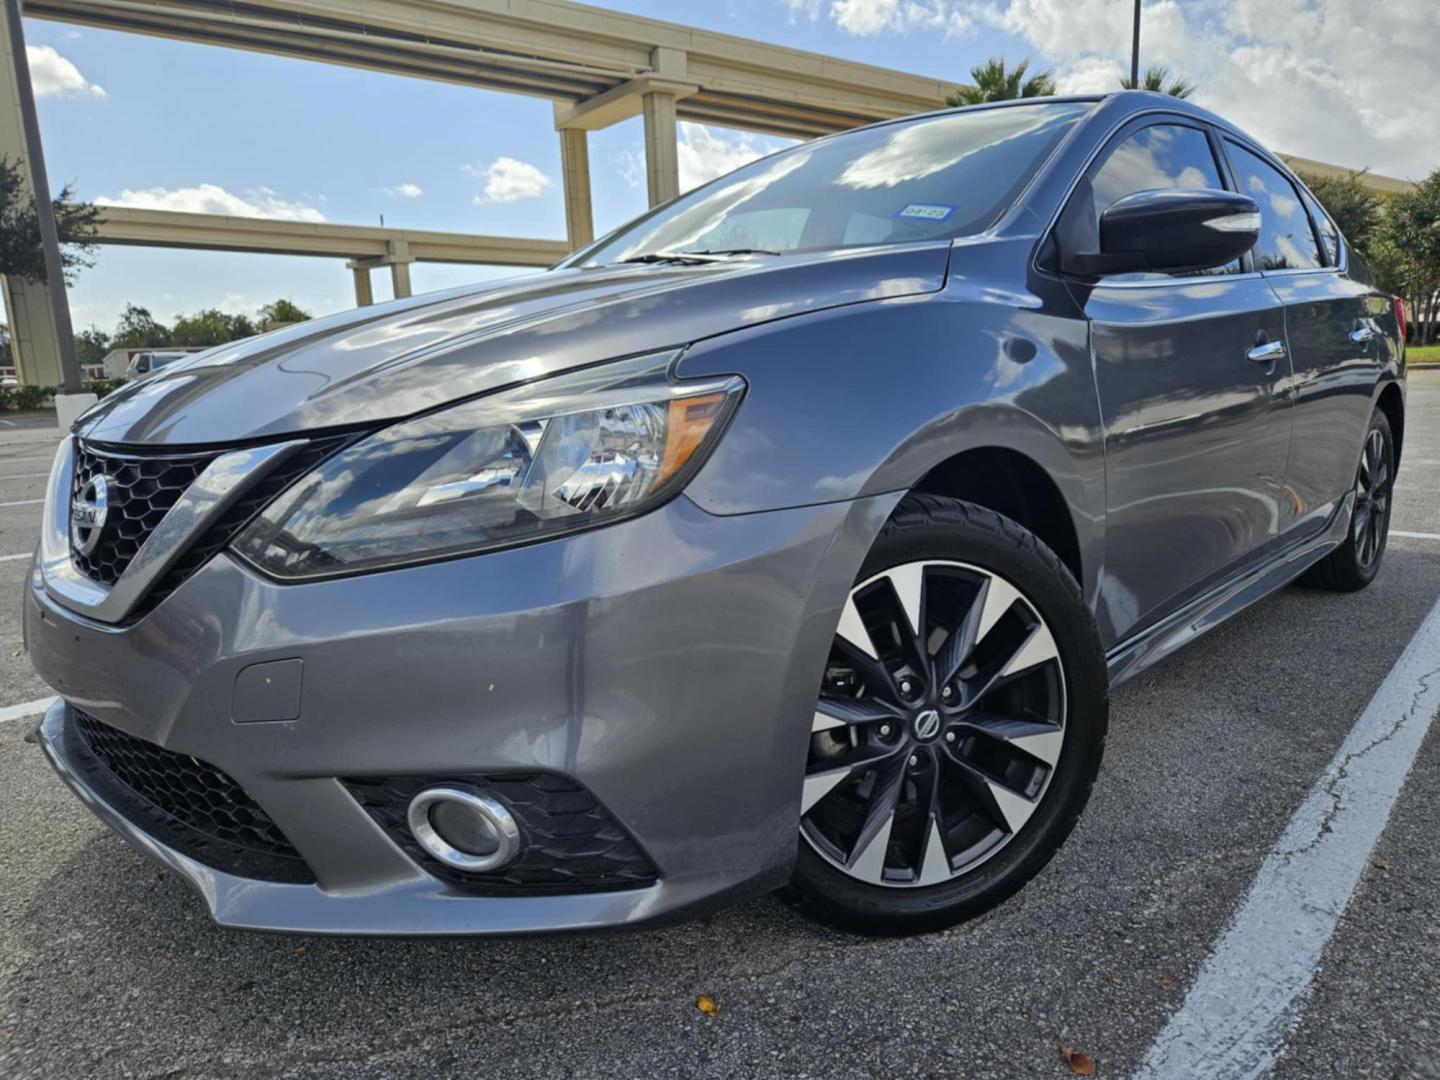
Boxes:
[1274,663,1440,861]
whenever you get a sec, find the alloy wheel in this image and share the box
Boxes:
[1353,426,1391,569]
[802,560,1066,888]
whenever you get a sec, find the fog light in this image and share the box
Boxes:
[407,787,521,873]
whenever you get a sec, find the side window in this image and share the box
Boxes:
[1059,122,1240,278]
[1299,189,1340,266]
[1224,141,1322,271]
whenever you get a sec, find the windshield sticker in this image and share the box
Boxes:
[897,203,955,221]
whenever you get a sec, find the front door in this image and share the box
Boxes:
[1056,118,1294,643]
[1221,138,1386,526]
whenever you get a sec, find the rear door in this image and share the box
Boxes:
[1219,137,1385,524]
[1056,117,1293,643]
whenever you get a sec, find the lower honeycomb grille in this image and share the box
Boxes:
[344,774,658,895]
[69,709,313,883]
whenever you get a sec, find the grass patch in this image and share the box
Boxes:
[1410,344,1440,365]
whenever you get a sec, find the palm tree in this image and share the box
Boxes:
[945,57,1056,107]
[1119,65,1195,99]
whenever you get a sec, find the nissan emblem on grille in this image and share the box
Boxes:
[70,474,111,557]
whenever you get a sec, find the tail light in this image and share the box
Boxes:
[1394,296,1407,346]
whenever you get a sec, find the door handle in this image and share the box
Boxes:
[1247,340,1286,364]
[1350,325,1375,345]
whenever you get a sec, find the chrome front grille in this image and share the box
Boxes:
[69,442,215,586]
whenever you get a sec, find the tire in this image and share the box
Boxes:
[1299,408,1394,593]
[782,494,1108,936]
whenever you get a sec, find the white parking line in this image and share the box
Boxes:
[0,498,42,508]
[1135,597,1440,1079]
[0,552,32,562]
[0,696,55,724]
[0,471,51,481]
[1392,530,1440,541]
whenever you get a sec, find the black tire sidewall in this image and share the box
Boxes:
[787,497,1109,935]
[1349,409,1395,585]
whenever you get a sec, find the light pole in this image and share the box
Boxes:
[1130,0,1142,88]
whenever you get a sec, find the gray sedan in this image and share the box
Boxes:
[23,91,1404,935]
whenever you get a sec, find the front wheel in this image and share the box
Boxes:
[782,495,1108,935]
[1300,408,1394,592]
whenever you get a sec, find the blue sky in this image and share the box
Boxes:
[24,0,1436,335]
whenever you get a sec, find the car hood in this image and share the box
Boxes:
[78,243,950,446]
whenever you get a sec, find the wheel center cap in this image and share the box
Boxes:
[912,708,942,742]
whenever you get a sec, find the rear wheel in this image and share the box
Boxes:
[783,495,1108,935]
[1300,408,1394,592]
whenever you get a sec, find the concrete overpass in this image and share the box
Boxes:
[0,0,1418,385]
[90,205,571,305]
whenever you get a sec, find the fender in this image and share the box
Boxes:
[677,263,1105,608]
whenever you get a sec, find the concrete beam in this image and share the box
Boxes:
[22,0,960,136]
[92,206,571,266]
[642,91,679,207]
[553,74,697,132]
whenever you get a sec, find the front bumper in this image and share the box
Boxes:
[27,493,896,935]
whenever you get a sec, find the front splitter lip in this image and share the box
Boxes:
[34,699,734,937]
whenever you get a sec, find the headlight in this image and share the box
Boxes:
[233,352,743,580]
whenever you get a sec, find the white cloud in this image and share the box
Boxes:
[830,0,971,35]
[382,182,423,199]
[678,123,790,191]
[977,0,1439,180]
[786,0,823,20]
[95,183,326,222]
[27,45,105,99]
[618,124,794,195]
[467,157,551,203]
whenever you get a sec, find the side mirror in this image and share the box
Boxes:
[1062,188,1260,277]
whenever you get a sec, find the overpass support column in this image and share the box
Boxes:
[348,263,374,307]
[642,90,679,207]
[387,240,413,299]
[0,14,61,386]
[557,122,594,250]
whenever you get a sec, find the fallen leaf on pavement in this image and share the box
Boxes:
[1058,1043,1097,1076]
[696,994,719,1017]
[1373,857,1391,870]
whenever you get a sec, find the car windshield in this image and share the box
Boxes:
[573,101,1092,267]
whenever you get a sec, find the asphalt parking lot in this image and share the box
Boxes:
[2,374,1439,1079]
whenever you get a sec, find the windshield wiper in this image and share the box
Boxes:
[619,247,781,265]
[677,247,781,258]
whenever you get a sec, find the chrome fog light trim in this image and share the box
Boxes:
[406,786,521,873]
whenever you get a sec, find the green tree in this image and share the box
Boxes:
[0,155,100,286]
[945,57,1056,107]
[110,304,170,350]
[258,298,312,329]
[75,325,111,365]
[1377,170,1440,344]
[170,308,256,347]
[1119,65,1195,98]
